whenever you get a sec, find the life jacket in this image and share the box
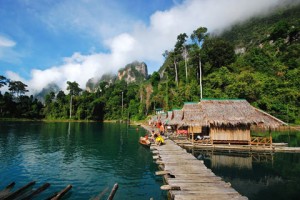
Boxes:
[155,135,164,144]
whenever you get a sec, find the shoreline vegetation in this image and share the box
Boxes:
[1,117,299,132]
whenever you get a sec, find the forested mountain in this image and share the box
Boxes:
[0,4,299,123]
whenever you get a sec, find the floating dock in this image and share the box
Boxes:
[151,140,248,200]
[172,139,300,153]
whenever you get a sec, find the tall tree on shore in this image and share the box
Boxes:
[67,81,82,119]
[174,33,188,83]
[8,81,29,98]
[191,27,208,100]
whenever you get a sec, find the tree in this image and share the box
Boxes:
[8,81,29,98]
[67,81,82,119]
[57,90,66,103]
[190,27,208,99]
[0,75,8,88]
[149,72,160,89]
[175,33,188,83]
[202,37,236,69]
[270,20,289,41]
[45,91,55,105]
[67,81,82,96]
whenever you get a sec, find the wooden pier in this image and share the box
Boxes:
[151,140,248,200]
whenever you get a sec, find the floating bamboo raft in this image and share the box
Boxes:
[0,181,119,200]
[151,140,248,200]
[0,181,72,200]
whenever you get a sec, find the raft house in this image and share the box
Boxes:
[150,99,300,152]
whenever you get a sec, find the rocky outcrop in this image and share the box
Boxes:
[86,61,148,92]
[118,61,148,83]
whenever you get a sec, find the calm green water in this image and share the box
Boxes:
[0,122,166,200]
[191,130,300,200]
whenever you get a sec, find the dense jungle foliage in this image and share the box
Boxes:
[0,4,299,123]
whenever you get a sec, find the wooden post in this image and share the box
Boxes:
[269,127,273,149]
[107,183,118,200]
[192,126,194,145]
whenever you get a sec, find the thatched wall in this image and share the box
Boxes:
[210,124,251,142]
[188,126,202,133]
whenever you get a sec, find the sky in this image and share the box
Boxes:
[0,0,298,94]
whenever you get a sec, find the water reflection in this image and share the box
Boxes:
[190,149,300,200]
[191,149,274,169]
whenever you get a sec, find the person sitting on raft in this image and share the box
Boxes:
[154,134,165,146]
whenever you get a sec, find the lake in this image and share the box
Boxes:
[1,122,300,200]
[0,121,166,200]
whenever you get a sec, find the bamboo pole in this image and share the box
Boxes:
[22,183,50,200]
[0,182,15,198]
[3,181,35,200]
[51,185,72,200]
[107,184,118,200]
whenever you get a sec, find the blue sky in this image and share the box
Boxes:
[0,0,293,93]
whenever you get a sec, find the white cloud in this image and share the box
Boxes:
[6,71,25,82]
[0,35,16,47]
[7,0,297,94]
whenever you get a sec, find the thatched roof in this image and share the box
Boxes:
[167,110,184,126]
[182,102,201,111]
[183,99,286,129]
[161,111,172,124]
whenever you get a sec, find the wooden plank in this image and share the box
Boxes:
[166,182,232,189]
[166,177,223,184]
[160,185,180,190]
[173,193,247,200]
[155,171,170,176]
[152,155,160,160]
[166,174,222,179]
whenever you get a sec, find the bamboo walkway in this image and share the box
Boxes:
[151,140,248,200]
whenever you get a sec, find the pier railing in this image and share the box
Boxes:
[250,136,272,146]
